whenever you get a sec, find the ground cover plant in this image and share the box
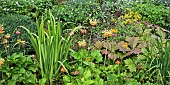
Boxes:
[0,0,170,85]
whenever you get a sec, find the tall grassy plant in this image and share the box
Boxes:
[21,12,71,85]
[156,39,170,84]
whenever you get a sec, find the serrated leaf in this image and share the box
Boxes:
[132,48,141,54]
[91,50,103,62]
[101,49,110,55]
[137,42,147,48]
[108,53,119,61]
[124,59,136,72]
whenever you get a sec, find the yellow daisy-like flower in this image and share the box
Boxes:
[122,42,128,49]
[112,28,118,33]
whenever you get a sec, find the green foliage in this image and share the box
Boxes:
[21,11,72,85]
[0,0,53,18]
[0,53,38,85]
[132,3,170,32]
[0,14,36,56]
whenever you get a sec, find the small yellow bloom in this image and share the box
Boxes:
[2,39,8,44]
[90,20,97,26]
[17,38,21,43]
[112,28,118,33]
[4,34,10,39]
[78,40,86,47]
[122,42,128,49]
[0,26,5,34]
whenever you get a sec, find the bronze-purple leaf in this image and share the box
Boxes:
[132,48,141,54]
[94,41,103,49]
[137,42,147,48]
[108,53,119,61]
[101,49,110,55]
[117,41,131,52]
[123,51,133,58]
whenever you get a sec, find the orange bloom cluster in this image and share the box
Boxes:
[103,28,118,38]
[78,40,86,47]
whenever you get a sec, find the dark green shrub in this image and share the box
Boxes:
[0,0,53,19]
[0,14,36,56]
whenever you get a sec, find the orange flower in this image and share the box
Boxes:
[115,60,121,65]
[85,57,90,61]
[90,20,97,26]
[78,40,86,47]
[4,34,10,39]
[80,29,88,34]
[103,30,112,38]
[61,67,66,73]
[112,28,118,33]
[122,42,128,49]
[0,58,5,66]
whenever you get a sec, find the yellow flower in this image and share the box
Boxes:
[4,34,10,39]
[112,28,118,33]
[78,40,86,47]
[0,26,5,34]
[90,20,97,26]
[2,39,8,44]
[122,42,128,49]
[17,38,21,43]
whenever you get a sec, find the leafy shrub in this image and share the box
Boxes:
[0,14,36,56]
[0,0,53,18]
[132,3,170,32]
[0,53,39,85]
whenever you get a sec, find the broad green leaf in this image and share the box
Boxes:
[91,50,103,62]
[84,69,91,79]
[39,78,46,85]
[12,74,19,80]
[84,80,94,85]
[124,59,136,72]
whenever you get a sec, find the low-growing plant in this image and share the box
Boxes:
[0,53,38,85]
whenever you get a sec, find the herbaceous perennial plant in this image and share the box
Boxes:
[20,11,72,85]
